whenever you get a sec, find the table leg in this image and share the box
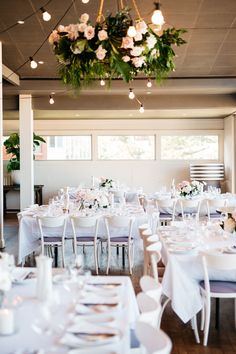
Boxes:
[54,246,58,268]
[122,246,125,267]
[215,298,220,329]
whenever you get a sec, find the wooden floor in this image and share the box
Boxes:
[2,213,236,353]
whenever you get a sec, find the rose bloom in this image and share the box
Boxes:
[57,25,65,32]
[96,45,107,60]
[134,32,142,41]
[146,34,157,49]
[80,13,89,23]
[130,46,144,57]
[224,218,236,233]
[136,20,148,34]
[84,25,95,40]
[78,23,87,32]
[48,30,60,44]
[98,30,108,41]
[67,24,79,40]
[122,55,130,62]
[132,56,145,68]
[121,36,134,49]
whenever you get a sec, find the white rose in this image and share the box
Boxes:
[136,20,148,34]
[134,32,142,41]
[80,13,89,23]
[130,46,144,57]
[78,23,87,32]
[146,34,157,49]
[122,55,130,62]
[132,56,145,68]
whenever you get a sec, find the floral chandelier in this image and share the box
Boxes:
[48,0,186,90]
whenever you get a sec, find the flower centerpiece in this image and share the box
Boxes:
[99,178,115,189]
[220,211,236,234]
[76,188,109,209]
[48,5,186,90]
[177,180,205,198]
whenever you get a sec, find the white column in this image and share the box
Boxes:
[19,94,34,210]
[0,42,4,249]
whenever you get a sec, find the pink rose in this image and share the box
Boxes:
[98,30,108,41]
[136,21,148,34]
[84,25,95,40]
[80,13,89,23]
[95,45,107,60]
[132,56,145,68]
[122,55,130,62]
[121,36,134,49]
[67,24,78,40]
[48,30,60,44]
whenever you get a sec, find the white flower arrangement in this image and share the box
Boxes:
[177,180,205,198]
[99,178,115,190]
[76,188,109,209]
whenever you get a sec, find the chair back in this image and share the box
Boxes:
[137,293,162,329]
[125,192,140,205]
[105,215,134,242]
[37,215,67,228]
[146,242,162,283]
[179,198,201,219]
[140,275,160,292]
[139,223,150,239]
[156,198,176,221]
[70,216,100,240]
[135,321,172,354]
[206,198,228,219]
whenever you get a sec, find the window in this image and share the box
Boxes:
[98,135,155,160]
[35,136,92,160]
[161,135,219,160]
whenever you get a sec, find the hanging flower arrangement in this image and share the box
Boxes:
[49,5,186,90]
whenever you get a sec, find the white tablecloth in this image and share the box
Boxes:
[0,272,139,354]
[159,225,236,323]
[17,210,147,264]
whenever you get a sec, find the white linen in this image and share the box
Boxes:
[17,208,147,264]
[0,273,139,354]
[160,225,236,323]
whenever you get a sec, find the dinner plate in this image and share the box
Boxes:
[223,246,236,254]
[68,346,120,354]
[168,245,197,254]
[60,331,120,348]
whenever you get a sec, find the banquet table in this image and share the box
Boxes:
[0,270,139,354]
[159,222,236,323]
[17,205,148,264]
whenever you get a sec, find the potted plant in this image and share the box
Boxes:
[4,132,46,185]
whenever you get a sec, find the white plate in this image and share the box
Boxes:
[60,331,120,348]
[168,245,197,254]
[68,346,119,354]
[223,246,236,254]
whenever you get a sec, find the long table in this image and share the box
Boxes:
[0,270,139,354]
[159,223,236,323]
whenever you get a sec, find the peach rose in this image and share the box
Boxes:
[122,55,130,62]
[121,36,134,49]
[136,20,148,34]
[48,30,60,44]
[98,30,108,41]
[84,25,95,40]
[95,45,107,60]
[130,46,144,57]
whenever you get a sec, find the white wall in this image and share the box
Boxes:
[224,116,235,193]
[3,118,224,206]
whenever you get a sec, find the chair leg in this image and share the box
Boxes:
[122,246,125,268]
[62,244,65,268]
[116,245,119,255]
[94,243,98,275]
[54,246,58,268]
[106,244,110,275]
[128,245,132,275]
[235,298,236,329]
[203,299,211,346]
[200,304,205,331]
[83,245,85,254]
[192,315,200,344]
[215,298,220,329]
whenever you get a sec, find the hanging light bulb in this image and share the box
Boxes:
[139,104,144,113]
[129,88,135,100]
[127,25,137,38]
[49,95,55,104]
[151,2,165,27]
[82,0,90,3]
[100,79,105,86]
[40,7,51,21]
[17,20,24,25]
[147,79,152,88]
[29,56,38,69]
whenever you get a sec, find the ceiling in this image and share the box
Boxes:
[1,0,236,119]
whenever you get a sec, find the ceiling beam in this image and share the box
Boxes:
[2,64,20,86]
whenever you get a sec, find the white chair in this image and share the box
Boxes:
[70,215,100,274]
[105,215,134,274]
[36,215,67,267]
[137,292,162,329]
[125,192,141,205]
[155,199,176,225]
[135,321,172,354]
[141,229,153,275]
[206,198,228,220]
[178,198,201,220]
[146,242,163,282]
[200,252,236,346]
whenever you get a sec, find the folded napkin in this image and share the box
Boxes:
[79,293,120,305]
[67,320,119,335]
[12,268,35,283]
